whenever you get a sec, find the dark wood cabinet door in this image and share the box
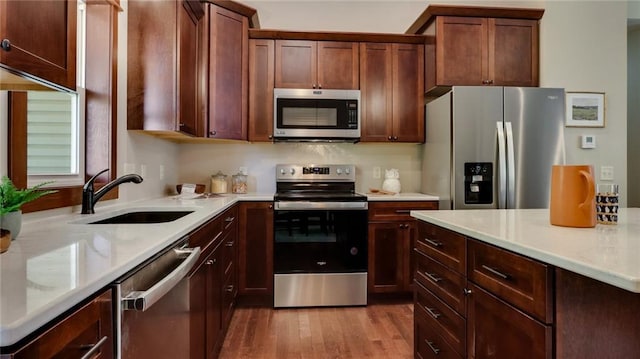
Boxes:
[206,246,223,359]
[0,0,77,90]
[248,39,275,142]
[467,284,552,359]
[208,5,248,140]
[275,40,316,88]
[489,18,539,87]
[368,222,405,293]
[392,43,424,142]
[238,202,274,295]
[178,0,201,136]
[435,16,488,86]
[359,43,393,142]
[317,41,359,89]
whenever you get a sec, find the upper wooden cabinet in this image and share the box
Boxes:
[407,5,543,99]
[360,43,424,143]
[127,0,205,136]
[248,39,275,142]
[0,0,77,91]
[275,40,359,89]
[207,4,248,140]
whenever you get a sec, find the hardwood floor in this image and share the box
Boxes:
[220,301,414,359]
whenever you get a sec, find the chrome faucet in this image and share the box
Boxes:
[81,169,143,214]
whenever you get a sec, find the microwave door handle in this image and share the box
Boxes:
[505,122,516,209]
[496,121,507,209]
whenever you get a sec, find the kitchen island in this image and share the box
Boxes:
[411,208,640,358]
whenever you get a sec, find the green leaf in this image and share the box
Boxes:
[0,176,57,215]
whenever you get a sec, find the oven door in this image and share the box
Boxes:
[273,201,368,307]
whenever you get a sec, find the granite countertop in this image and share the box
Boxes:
[0,193,273,348]
[411,208,640,293]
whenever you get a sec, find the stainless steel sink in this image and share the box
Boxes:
[86,210,194,224]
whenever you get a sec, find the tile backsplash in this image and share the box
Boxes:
[178,142,423,194]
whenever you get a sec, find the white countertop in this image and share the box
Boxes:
[366,192,439,201]
[0,193,272,347]
[411,208,640,293]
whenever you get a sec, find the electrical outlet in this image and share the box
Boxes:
[601,166,614,181]
[159,165,165,180]
[140,164,148,178]
[373,167,381,179]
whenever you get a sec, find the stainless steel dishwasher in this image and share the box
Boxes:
[114,236,200,359]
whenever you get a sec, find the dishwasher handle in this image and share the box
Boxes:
[122,246,201,311]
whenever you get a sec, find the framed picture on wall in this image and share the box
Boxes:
[565,92,606,127]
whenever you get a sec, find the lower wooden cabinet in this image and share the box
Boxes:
[414,221,553,358]
[368,201,437,294]
[238,202,274,298]
[2,289,113,359]
[188,205,238,359]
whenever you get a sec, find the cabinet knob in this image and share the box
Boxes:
[387,136,392,141]
[463,288,473,295]
[318,84,322,89]
[1,39,11,51]
[268,204,273,209]
[206,259,215,265]
[268,135,273,139]
[393,136,398,141]
[209,130,217,136]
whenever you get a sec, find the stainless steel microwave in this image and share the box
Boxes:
[273,88,361,142]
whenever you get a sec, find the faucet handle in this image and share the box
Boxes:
[84,168,109,190]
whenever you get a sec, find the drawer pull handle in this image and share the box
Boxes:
[463,288,473,295]
[423,237,442,248]
[225,241,234,247]
[425,340,441,355]
[80,336,109,359]
[225,216,235,222]
[424,272,442,283]
[395,209,411,214]
[481,265,510,280]
[424,306,441,319]
[226,285,234,292]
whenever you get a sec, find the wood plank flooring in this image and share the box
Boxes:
[219,301,414,359]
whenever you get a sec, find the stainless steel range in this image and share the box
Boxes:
[273,164,368,308]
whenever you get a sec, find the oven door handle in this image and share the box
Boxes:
[122,246,201,311]
[274,201,368,211]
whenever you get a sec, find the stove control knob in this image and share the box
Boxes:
[290,168,296,175]
[280,168,286,176]
[336,168,342,175]
[345,168,351,175]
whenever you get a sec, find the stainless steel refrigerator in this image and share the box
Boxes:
[421,86,566,210]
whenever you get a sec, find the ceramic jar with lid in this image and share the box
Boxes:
[232,172,248,194]
[211,171,228,194]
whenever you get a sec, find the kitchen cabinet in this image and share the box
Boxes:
[367,201,437,294]
[188,205,238,359]
[0,289,113,359]
[360,43,424,143]
[127,0,205,136]
[207,4,248,140]
[414,221,553,358]
[238,202,274,300]
[275,40,359,89]
[407,5,544,98]
[0,0,77,90]
[248,39,274,142]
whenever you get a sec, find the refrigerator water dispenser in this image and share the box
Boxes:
[464,162,493,204]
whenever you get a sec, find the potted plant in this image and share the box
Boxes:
[0,176,56,240]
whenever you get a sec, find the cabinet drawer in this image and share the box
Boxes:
[467,239,553,323]
[12,289,113,359]
[415,251,466,315]
[190,216,223,255]
[221,205,238,235]
[416,222,465,274]
[415,311,463,359]
[368,201,438,221]
[415,282,465,356]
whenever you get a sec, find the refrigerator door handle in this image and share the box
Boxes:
[505,122,516,209]
[496,122,507,209]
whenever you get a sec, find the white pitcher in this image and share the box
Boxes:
[382,168,401,193]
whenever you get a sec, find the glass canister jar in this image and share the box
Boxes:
[211,171,228,194]
[232,172,248,194]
